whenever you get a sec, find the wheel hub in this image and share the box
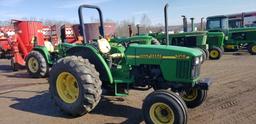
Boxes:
[181,89,198,102]
[252,46,256,53]
[210,50,219,58]
[28,57,39,73]
[150,102,174,124]
[56,72,79,104]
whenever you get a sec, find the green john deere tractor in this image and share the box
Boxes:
[25,30,160,78]
[27,4,212,124]
[206,32,225,60]
[206,15,256,54]
[151,14,225,60]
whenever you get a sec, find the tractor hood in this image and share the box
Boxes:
[125,44,202,58]
[125,44,203,83]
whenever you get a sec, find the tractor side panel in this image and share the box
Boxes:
[228,28,256,44]
[125,45,197,83]
[207,32,225,49]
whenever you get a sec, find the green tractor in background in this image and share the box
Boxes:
[150,31,209,62]
[40,4,212,124]
[149,16,210,62]
[206,32,225,60]
[206,15,256,54]
[151,14,226,60]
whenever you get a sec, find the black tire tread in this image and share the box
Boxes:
[209,47,223,60]
[49,56,102,116]
[182,89,207,109]
[26,50,48,78]
[143,90,187,124]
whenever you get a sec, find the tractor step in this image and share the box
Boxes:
[114,83,129,96]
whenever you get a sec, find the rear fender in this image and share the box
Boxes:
[32,46,52,65]
[66,46,113,84]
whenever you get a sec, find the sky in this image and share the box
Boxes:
[0,0,256,25]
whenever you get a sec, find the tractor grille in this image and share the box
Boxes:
[176,61,201,80]
[176,61,191,79]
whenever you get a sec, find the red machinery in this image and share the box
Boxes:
[0,26,15,59]
[42,25,59,46]
[10,20,45,70]
[60,25,76,43]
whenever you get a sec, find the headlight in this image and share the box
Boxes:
[200,56,203,63]
[193,57,200,65]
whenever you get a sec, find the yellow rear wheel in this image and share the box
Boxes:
[28,57,39,73]
[209,47,222,60]
[26,51,48,78]
[210,50,219,58]
[49,56,102,116]
[56,72,79,104]
[251,45,256,53]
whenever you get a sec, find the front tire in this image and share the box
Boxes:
[26,51,48,78]
[49,56,102,116]
[180,89,207,108]
[143,90,187,124]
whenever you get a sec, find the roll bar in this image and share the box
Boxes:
[78,4,105,44]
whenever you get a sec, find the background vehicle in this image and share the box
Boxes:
[206,14,256,54]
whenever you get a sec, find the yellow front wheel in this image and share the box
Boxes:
[143,90,187,124]
[180,89,207,108]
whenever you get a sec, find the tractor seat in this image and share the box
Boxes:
[44,40,55,53]
[97,38,123,59]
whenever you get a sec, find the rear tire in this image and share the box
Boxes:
[248,44,256,55]
[49,56,102,116]
[26,51,48,78]
[11,58,18,71]
[209,47,222,60]
[143,90,187,124]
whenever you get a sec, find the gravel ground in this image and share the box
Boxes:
[0,51,255,124]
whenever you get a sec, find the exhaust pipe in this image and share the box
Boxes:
[128,25,132,37]
[241,12,245,27]
[136,24,140,35]
[190,17,195,32]
[181,15,188,32]
[164,4,169,45]
[201,17,204,31]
